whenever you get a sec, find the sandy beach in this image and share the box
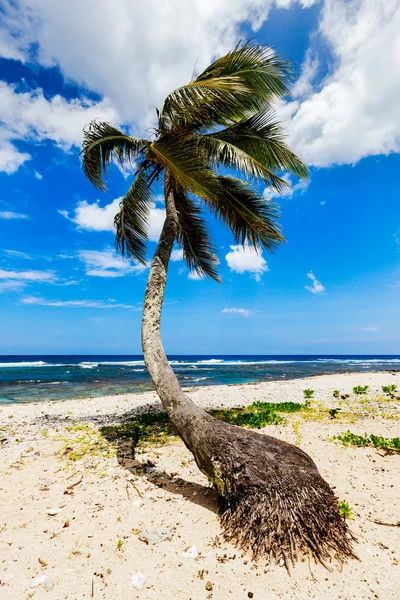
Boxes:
[0,371,399,599]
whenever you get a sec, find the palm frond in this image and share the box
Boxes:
[81,121,149,190]
[173,186,221,282]
[197,133,289,193]
[150,135,221,202]
[206,176,284,252]
[195,42,292,98]
[204,111,309,181]
[114,168,156,264]
[159,42,292,131]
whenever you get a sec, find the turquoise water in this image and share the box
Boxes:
[0,354,399,404]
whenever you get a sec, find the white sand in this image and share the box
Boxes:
[0,371,399,599]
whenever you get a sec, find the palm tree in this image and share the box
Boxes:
[81,43,356,569]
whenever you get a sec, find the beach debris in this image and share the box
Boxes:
[43,577,55,591]
[38,558,47,567]
[183,546,198,558]
[172,493,183,500]
[64,478,82,495]
[205,581,213,591]
[131,573,146,590]
[139,528,172,545]
[143,460,156,473]
[371,519,400,527]
[30,574,47,588]
[46,508,63,516]
[127,479,143,498]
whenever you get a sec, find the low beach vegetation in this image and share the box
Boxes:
[353,385,369,395]
[337,500,354,520]
[100,401,308,455]
[332,431,400,453]
[303,389,314,399]
[381,384,398,398]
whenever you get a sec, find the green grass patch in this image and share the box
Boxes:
[100,401,308,455]
[353,385,369,395]
[332,430,400,453]
[58,422,116,461]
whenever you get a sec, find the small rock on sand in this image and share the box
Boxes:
[183,546,198,558]
[30,574,46,588]
[131,572,146,590]
[139,528,172,545]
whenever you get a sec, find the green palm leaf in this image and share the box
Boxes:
[173,186,221,282]
[159,42,292,132]
[205,111,309,181]
[150,135,221,201]
[207,176,284,252]
[81,121,149,190]
[196,133,289,193]
[114,168,155,264]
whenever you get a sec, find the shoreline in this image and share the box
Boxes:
[0,371,399,599]
[0,370,399,423]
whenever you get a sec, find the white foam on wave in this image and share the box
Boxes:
[97,361,145,366]
[198,359,224,364]
[0,361,47,367]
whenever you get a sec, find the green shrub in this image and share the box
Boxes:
[210,401,304,428]
[329,408,341,419]
[303,389,314,399]
[332,390,340,398]
[333,430,400,453]
[382,384,397,398]
[338,500,354,520]
[352,385,369,395]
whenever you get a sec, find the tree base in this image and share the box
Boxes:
[219,467,357,570]
[194,420,358,570]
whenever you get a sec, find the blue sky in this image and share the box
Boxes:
[0,0,399,355]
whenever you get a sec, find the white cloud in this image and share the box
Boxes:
[79,249,149,278]
[21,296,137,309]
[0,281,26,292]
[222,308,254,317]
[171,249,184,262]
[305,271,325,294]
[0,268,54,282]
[0,0,315,128]
[188,271,204,281]
[0,80,117,173]
[0,210,29,219]
[285,0,400,166]
[225,244,268,281]
[60,197,165,242]
[0,143,31,174]
[3,249,32,259]
[358,326,381,333]
[263,173,309,199]
[34,170,43,180]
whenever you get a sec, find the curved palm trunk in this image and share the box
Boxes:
[141,174,357,569]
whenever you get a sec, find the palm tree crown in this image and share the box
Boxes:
[81,42,309,281]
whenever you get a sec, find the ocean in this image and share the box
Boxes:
[0,355,399,404]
